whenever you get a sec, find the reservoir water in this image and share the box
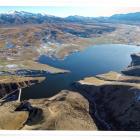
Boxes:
[22,44,140,100]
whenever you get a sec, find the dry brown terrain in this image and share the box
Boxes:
[0,90,97,130]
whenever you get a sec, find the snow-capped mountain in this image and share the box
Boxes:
[0,11,63,25]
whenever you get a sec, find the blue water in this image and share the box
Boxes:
[22,44,140,99]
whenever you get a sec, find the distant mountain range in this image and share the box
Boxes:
[109,12,140,21]
[0,11,140,25]
[0,11,64,25]
[66,12,140,23]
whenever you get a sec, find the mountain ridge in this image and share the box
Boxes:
[0,11,140,25]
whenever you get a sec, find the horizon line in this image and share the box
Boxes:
[0,10,140,18]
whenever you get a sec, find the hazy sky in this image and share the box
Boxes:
[0,6,140,17]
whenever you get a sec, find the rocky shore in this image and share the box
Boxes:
[0,52,140,130]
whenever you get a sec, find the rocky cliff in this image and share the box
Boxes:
[74,53,140,130]
[122,53,140,76]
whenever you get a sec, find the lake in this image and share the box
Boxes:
[22,44,140,100]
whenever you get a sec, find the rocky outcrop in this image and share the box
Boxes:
[73,53,140,130]
[130,53,140,66]
[122,53,140,76]
[0,90,97,130]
